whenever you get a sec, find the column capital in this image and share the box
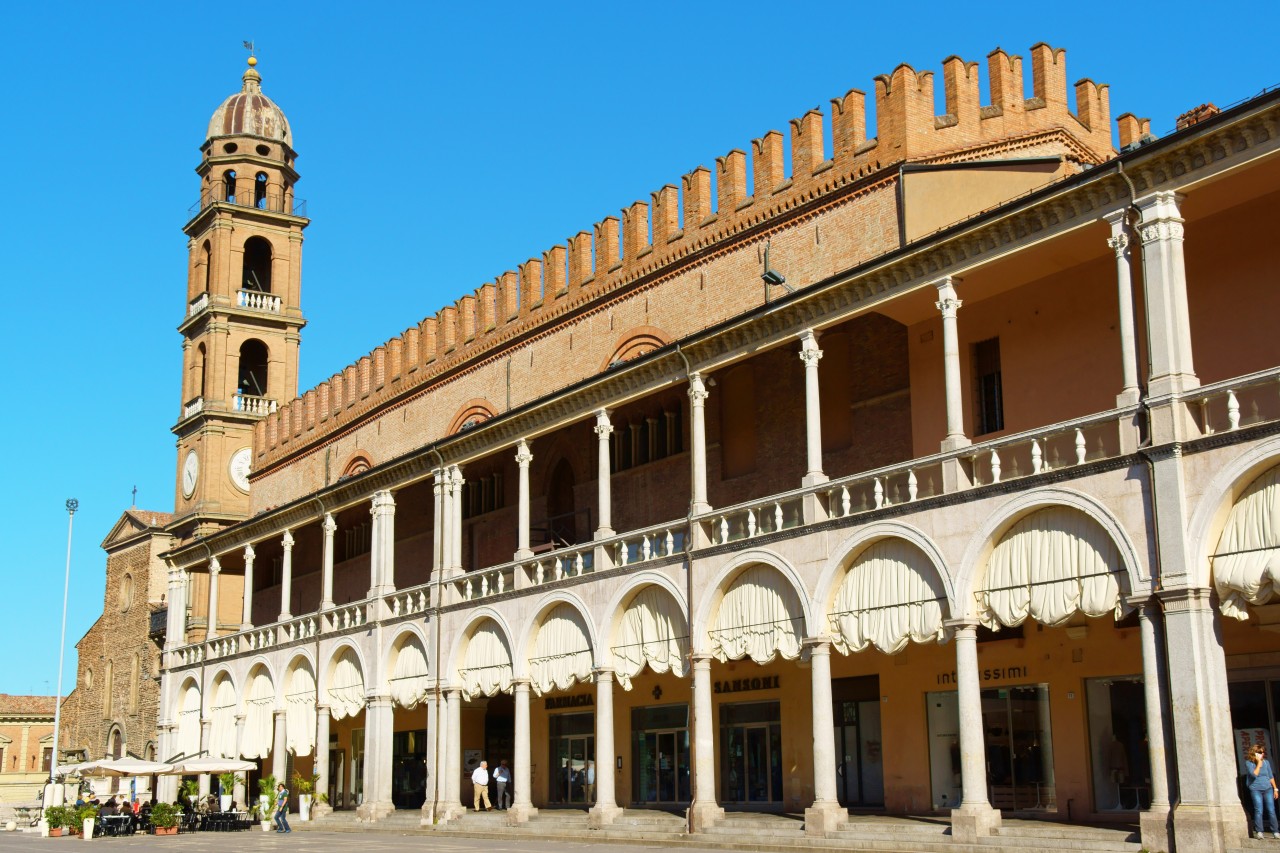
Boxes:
[315,704,330,714]
[322,512,336,533]
[688,372,710,403]
[1124,592,1160,614]
[802,636,833,654]
[944,617,980,636]
[1155,585,1215,613]
[281,529,294,549]
[799,346,823,368]
[935,285,963,317]
[273,708,288,720]
[592,667,615,683]
[208,556,221,575]
[244,543,255,560]
[690,652,715,667]
[515,439,533,467]
[594,409,614,438]
[167,565,188,585]
[1106,232,1129,255]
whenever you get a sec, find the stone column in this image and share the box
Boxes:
[804,639,845,835]
[509,680,538,823]
[446,689,463,811]
[594,410,614,539]
[1136,191,1198,399]
[198,719,212,797]
[935,277,970,452]
[689,654,723,831]
[313,706,332,819]
[320,514,336,611]
[205,557,221,641]
[420,689,440,824]
[369,490,397,597]
[278,531,294,622]
[1104,212,1142,406]
[450,467,464,572]
[688,374,711,515]
[357,696,395,821]
[1159,587,1244,853]
[515,441,534,559]
[948,620,1000,841]
[1132,598,1172,853]
[588,669,622,827]
[799,330,827,487]
[432,470,444,580]
[165,566,188,651]
[234,713,247,762]
[272,709,288,782]
[440,469,455,578]
[240,545,256,629]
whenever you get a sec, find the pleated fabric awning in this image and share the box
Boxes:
[977,506,1127,629]
[175,682,201,759]
[285,665,316,757]
[708,565,804,663]
[240,669,274,759]
[613,587,688,690]
[529,604,594,697]
[1214,466,1280,620]
[327,648,366,720]
[459,622,513,700]
[389,637,431,709]
[207,677,238,759]
[830,540,947,655]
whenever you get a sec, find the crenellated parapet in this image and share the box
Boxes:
[252,42,1128,472]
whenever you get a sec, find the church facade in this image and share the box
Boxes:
[152,45,1280,853]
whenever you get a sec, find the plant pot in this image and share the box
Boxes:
[261,821,272,833]
[220,795,232,812]
[81,818,94,840]
[298,795,311,822]
[153,826,178,836]
[49,828,63,838]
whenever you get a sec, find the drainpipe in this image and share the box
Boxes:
[674,345,700,834]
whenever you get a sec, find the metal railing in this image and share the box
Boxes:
[187,195,308,219]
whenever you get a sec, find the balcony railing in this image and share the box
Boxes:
[188,195,308,219]
[237,290,282,314]
[233,394,277,416]
[149,608,167,640]
[188,293,209,317]
[182,397,204,419]
[168,371,1280,669]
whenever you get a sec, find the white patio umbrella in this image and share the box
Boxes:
[162,758,256,775]
[80,758,174,777]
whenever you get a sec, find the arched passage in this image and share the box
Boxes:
[326,646,366,720]
[707,563,806,664]
[240,665,275,760]
[829,538,949,655]
[528,603,594,696]
[175,680,201,760]
[458,619,514,700]
[284,657,316,757]
[1211,463,1280,619]
[611,584,689,690]
[388,632,431,709]
[208,673,238,759]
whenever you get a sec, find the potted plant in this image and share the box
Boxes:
[149,802,179,836]
[257,775,277,832]
[43,805,68,838]
[217,773,238,812]
[75,803,98,839]
[290,772,317,822]
[179,780,198,809]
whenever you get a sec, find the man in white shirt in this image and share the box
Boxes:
[493,760,511,810]
[471,760,492,812]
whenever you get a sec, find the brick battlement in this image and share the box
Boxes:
[253,42,1124,471]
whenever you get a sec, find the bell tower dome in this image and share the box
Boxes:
[172,56,309,539]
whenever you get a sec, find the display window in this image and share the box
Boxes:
[1085,677,1150,812]
[719,701,782,804]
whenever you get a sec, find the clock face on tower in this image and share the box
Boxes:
[182,450,200,499]
[229,447,252,493]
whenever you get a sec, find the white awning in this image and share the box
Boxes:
[175,682,201,759]
[1214,466,1280,620]
[529,605,594,697]
[389,637,431,709]
[459,622,513,700]
[613,587,688,690]
[286,665,316,757]
[708,565,804,663]
[830,540,946,655]
[327,648,366,720]
[240,669,274,760]
[207,677,238,759]
[978,506,1126,629]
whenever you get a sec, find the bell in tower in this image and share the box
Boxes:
[172,55,309,540]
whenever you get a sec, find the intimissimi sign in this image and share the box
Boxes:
[714,675,781,694]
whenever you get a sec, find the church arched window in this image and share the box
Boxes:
[224,170,237,203]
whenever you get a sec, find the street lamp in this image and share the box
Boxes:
[49,498,78,791]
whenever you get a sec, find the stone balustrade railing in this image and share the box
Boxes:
[188,293,209,317]
[615,521,686,566]
[702,496,805,546]
[237,290,282,314]
[183,397,204,419]
[1194,366,1280,436]
[384,589,431,618]
[324,602,368,632]
[233,394,277,416]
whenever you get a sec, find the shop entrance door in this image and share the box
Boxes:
[833,699,884,806]
[637,729,690,804]
[720,702,782,805]
[549,711,595,805]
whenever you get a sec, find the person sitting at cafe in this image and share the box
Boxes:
[99,797,118,816]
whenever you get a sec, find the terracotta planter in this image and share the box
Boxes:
[153,826,178,836]
[49,828,63,838]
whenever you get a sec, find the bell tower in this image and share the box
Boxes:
[172,55,308,538]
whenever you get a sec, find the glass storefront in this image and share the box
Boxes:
[632,704,690,805]
[392,729,426,809]
[549,712,594,805]
[351,728,365,807]
[1085,677,1151,812]
[832,676,884,808]
[719,701,782,805]
[927,684,1055,812]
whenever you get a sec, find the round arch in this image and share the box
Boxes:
[283,654,317,757]
[451,608,517,699]
[386,628,431,710]
[602,326,671,371]
[174,678,202,760]
[1187,437,1280,591]
[519,591,598,696]
[207,670,239,758]
[817,522,956,616]
[603,573,690,690]
[694,549,814,663]
[240,663,275,760]
[323,641,367,721]
[448,399,500,435]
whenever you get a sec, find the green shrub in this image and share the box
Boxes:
[257,774,278,816]
[149,802,179,829]
[217,772,239,793]
[43,805,70,829]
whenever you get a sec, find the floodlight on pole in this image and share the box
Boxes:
[50,498,78,783]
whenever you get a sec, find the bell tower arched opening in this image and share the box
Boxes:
[223,170,237,203]
[238,339,269,399]
[242,237,272,292]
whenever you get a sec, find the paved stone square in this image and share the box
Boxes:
[0,833,715,853]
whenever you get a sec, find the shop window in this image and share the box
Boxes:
[392,730,427,809]
[1086,677,1151,811]
[632,705,690,805]
[973,337,1004,435]
[719,701,782,804]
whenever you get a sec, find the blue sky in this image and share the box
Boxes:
[0,1,1275,695]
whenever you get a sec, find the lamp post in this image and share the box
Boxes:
[50,498,77,787]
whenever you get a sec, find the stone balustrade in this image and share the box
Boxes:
[236,289,282,313]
